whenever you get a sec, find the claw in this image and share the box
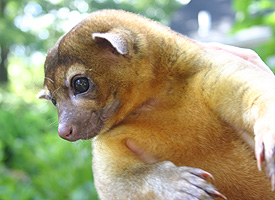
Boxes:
[204,184,227,199]
[256,153,263,171]
[207,188,227,200]
[212,190,227,200]
[255,138,264,171]
[202,171,214,180]
[184,167,215,180]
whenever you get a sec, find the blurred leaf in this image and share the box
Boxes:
[232,0,275,69]
[233,0,252,12]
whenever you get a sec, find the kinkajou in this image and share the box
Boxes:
[38,9,275,199]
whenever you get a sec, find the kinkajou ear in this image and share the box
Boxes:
[92,32,128,55]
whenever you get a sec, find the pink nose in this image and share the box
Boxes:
[58,124,77,141]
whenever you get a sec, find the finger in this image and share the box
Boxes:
[202,42,273,76]
[178,180,215,200]
[263,137,275,173]
[264,139,275,191]
[266,152,275,191]
[176,192,201,200]
[181,173,227,200]
[204,186,227,200]
[125,139,158,164]
[179,166,214,180]
[176,191,208,200]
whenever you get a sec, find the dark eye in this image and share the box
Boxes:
[72,77,90,94]
[51,98,57,106]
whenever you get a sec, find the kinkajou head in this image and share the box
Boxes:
[37,11,161,141]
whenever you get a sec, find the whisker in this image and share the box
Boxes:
[102,125,116,136]
[45,77,55,83]
[48,119,58,128]
[35,101,51,112]
[48,86,62,103]
[52,86,61,96]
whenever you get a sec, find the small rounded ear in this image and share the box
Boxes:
[92,32,128,55]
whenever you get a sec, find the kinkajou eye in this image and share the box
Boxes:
[71,76,90,94]
[51,98,57,106]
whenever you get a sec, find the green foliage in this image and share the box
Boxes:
[0,88,98,199]
[232,0,275,70]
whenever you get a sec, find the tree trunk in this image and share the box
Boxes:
[0,45,8,84]
[0,1,8,84]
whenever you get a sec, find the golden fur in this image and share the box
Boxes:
[39,10,275,199]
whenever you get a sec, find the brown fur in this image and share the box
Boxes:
[39,10,275,199]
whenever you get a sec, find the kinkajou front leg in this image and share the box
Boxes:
[93,138,226,200]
